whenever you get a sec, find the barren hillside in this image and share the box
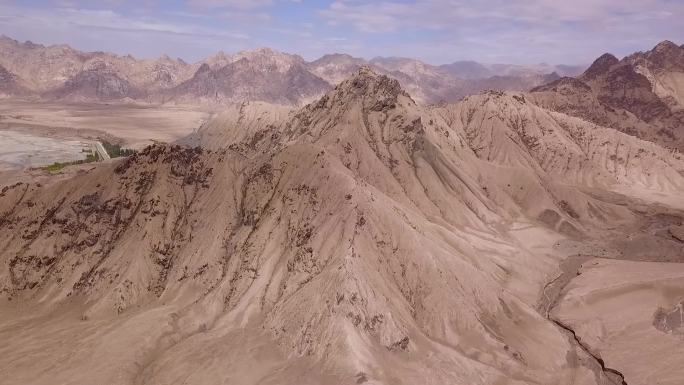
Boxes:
[531,40,684,151]
[1,68,683,385]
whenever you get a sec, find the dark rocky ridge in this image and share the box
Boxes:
[531,40,684,151]
[581,53,619,80]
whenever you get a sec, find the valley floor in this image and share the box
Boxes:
[0,99,210,148]
[0,98,210,183]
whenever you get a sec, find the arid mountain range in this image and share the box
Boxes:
[531,40,684,151]
[0,35,581,105]
[2,43,684,385]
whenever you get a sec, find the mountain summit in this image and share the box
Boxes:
[581,53,619,80]
[315,66,411,109]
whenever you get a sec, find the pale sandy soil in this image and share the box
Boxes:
[0,99,209,173]
[553,258,684,385]
[0,129,91,171]
[0,99,210,148]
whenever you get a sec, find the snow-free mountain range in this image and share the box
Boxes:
[3,36,683,152]
[0,34,580,105]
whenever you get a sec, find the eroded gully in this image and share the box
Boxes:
[539,256,628,385]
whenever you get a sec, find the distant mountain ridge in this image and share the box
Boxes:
[0,35,582,105]
[167,50,332,106]
[531,39,684,151]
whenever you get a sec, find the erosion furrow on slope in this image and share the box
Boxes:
[540,255,627,385]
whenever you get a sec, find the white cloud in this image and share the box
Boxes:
[318,0,684,64]
[0,5,248,39]
[320,0,684,31]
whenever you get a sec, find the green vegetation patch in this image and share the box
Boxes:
[101,140,136,158]
[40,139,136,172]
[41,152,100,172]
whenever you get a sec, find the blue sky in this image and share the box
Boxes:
[0,0,682,65]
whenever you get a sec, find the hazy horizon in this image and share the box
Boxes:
[0,1,682,66]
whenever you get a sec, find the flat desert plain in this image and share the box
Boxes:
[0,130,91,171]
[0,99,210,148]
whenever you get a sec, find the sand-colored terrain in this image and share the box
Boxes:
[0,129,91,171]
[553,258,684,385]
[0,99,210,183]
[0,99,210,148]
[0,68,683,384]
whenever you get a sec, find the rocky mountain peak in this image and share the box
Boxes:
[233,47,305,73]
[653,40,680,53]
[194,63,211,76]
[311,53,361,66]
[641,39,684,71]
[530,76,591,94]
[200,50,232,69]
[295,67,413,134]
[356,65,379,78]
[581,53,619,80]
[530,41,684,151]
[331,66,409,107]
[306,53,369,85]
